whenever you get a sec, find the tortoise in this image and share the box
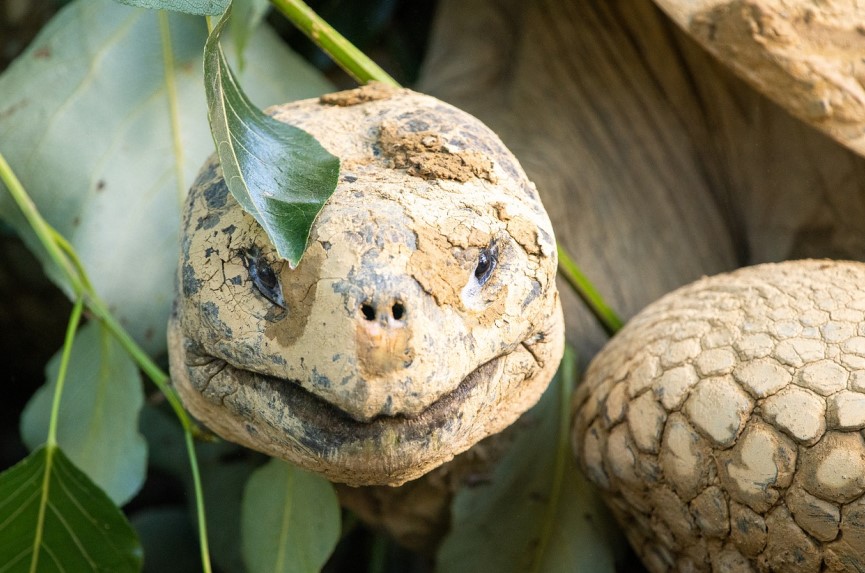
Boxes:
[168,84,565,487]
[169,0,865,569]
[169,81,865,572]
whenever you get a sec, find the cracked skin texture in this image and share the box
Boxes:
[168,84,564,487]
[573,260,865,572]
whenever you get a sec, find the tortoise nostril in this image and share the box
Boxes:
[392,303,405,321]
[361,304,376,321]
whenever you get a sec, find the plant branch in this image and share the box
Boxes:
[0,154,81,295]
[269,0,399,87]
[186,430,212,573]
[557,246,623,335]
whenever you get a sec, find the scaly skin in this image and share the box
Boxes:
[168,84,564,487]
[573,260,865,572]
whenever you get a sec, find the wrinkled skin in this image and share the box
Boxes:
[574,260,865,572]
[168,85,564,487]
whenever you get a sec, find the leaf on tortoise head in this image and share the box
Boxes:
[20,321,148,506]
[205,6,341,268]
[0,445,142,572]
[0,0,332,356]
[436,348,622,573]
[112,0,229,15]
[241,458,341,573]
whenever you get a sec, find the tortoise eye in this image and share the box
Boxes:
[474,244,497,286]
[241,247,285,308]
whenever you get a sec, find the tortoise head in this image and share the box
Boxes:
[168,85,564,486]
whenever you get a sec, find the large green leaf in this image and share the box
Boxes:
[205,7,341,267]
[20,321,147,507]
[436,349,620,573]
[0,0,332,355]
[241,458,340,573]
[0,446,142,572]
[112,0,228,15]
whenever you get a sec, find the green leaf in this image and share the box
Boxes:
[436,349,621,573]
[20,321,147,507]
[241,459,340,573]
[0,446,142,572]
[112,0,229,15]
[0,0,332,355]
[205,6,341,267]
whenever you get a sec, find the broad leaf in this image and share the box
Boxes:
[241,459,341,573]
[113,0,229,15]
[436,349,620,573]
[0,0,332,355]
[205,7,341,267]
[0,446,141,572]
[20,321,147,506]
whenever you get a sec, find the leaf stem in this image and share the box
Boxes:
[268,0,399,87]
[557,245,623,335]
[186,430,212,573]
[46,299,84,448]
[89,295,195,431]
[31,298,83,573]
[0,153,81,296]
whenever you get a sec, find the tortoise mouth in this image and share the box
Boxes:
[183,340,507,453]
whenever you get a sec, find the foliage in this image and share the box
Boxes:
[0,446,142,572]
[241,459,341,573]
[21,321,147,506]
[205,5,340,267]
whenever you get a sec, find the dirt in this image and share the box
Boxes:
[319,81,398,106]
[377,120,498,183]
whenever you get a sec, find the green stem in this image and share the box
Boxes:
[269,0,399,87]
[557,245,623,335]
[31,298,84,573]
[186,430,212,573]
[88,295,195,431]
[46,299,85,447]
[0,153,81,295]
[49,229,94,293]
